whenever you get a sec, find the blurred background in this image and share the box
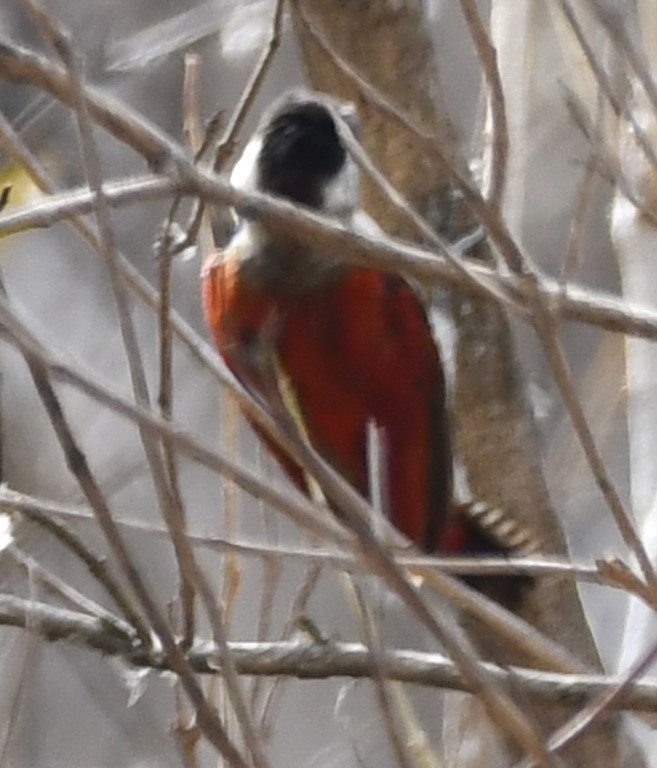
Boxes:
[0,1,654,766]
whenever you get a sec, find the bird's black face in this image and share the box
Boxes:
[256,101,347,208]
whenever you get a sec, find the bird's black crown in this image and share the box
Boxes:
[257,100,346,208]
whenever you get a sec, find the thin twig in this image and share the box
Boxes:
[5,543,134,639]
[0,625,36,765]
[157,51,204,650]
[187,548,272,768]
[560,85,657,226]
[178,0,284,251]
[459,0,509,207]
[560,151,599,284]
[214,0,284,169]
[258,556,322,732]
[249,489,282,720]
[347,579,422,768]
[597,559,657,612]
[0,486,628,585]
[16,505,148,637]
[179,56,262,758]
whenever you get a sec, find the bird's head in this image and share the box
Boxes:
[230,90,360,221]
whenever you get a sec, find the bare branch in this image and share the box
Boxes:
[4,596,657,717]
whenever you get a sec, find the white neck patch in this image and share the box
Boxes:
[230,136,263,192]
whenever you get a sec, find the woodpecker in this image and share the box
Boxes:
[201,90,536,559]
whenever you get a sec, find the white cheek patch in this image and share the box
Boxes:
[321,157,359,219]
[230,137,263,192]
[228,137,267,248]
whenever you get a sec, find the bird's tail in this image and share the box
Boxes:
[453,499,543,556]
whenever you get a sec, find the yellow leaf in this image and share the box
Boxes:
[0,161,40,208]
[0,160,43,242]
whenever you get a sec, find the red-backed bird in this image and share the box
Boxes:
[202,91,533,558]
